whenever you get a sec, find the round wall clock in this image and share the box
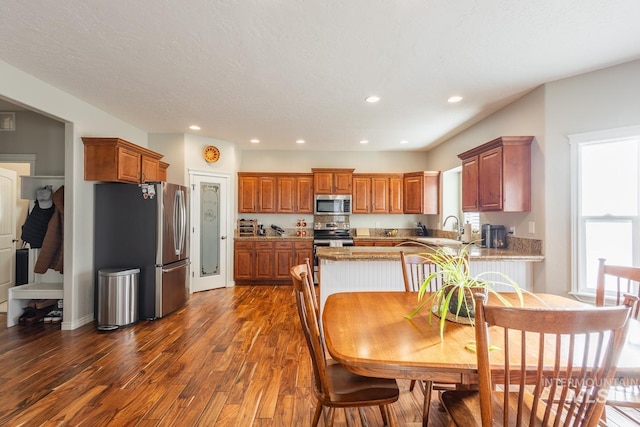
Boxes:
[203,145,220,163]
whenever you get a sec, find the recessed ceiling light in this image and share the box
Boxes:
[250,139,260,144]
[189,125,201,130]
[400,140,409,144]
[296,139,305,144]
[448,95,463,103]
[365,96,380,103]
[360,140,369,144]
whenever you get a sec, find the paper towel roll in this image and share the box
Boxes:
[462,223,472,243]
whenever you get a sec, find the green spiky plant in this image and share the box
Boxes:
[405,244,533,341]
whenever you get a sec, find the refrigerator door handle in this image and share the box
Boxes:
[173,189,186,256]
[162,261,189,273]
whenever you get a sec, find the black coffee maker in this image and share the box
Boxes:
[481,224,507,249]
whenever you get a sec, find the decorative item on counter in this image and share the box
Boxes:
[295,218,308,236]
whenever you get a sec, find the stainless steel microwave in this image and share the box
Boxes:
[314,194,352,215]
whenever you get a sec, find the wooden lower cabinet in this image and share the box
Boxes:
[234,239,313,284]
[233,241,254,280]
[353,240,400,247]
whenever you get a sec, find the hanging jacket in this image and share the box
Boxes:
[34,186,64,274]
[21,200,55,248]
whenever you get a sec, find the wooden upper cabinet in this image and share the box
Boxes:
[403,171,440,214]
[238,175,258,213]
[352,176,371,213]
[371,176,390,214]
[257,176,276,212]
[83,137,166,184]
[458,136,533,212]
[238,173,313,213]
[312,168,354,194]
[388,176,404,214]
[295,175,314,213]
[352,174,400,214]
[158,161,169,182]
[461,156,479,211]
[277,176,296,213]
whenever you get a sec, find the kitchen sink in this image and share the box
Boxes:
[414,237,463,246]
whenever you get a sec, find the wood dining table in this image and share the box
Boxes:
[322,291,640,386]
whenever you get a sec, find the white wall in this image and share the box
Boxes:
[240,150,429,173]
[543,59,640,295]
[0,59,147,330]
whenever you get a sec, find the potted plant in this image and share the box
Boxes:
[405,244,530,340]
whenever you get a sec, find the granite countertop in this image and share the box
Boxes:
[315,244,544,262]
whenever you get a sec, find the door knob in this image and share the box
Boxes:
[221,236,227,240]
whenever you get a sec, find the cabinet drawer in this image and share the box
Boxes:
[294,241,312,250]
[275,241,294,250]
[254,242,273,250]
[235,241,254,250]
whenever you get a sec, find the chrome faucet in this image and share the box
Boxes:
[442,215,461,240]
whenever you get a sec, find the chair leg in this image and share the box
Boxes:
[422,380,433,427]
[380,404,397,427]
[312,402,323,427]
[326,407,335,427]
[410,379,417,392]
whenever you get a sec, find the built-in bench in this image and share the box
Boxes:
[7,282,63,327]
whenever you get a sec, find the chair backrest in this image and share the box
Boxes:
[596,258,640,318]
[400,251,444,292]
[473,292,636,427]
[291,263,329,398]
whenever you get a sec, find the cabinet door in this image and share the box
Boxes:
[478,147,503,211]
[461,156,479,212]
[403,175,423,214]
[352,177,371,213]
[257,177,276,212]
[254,242,274,279]
[388,176,403,214]
[295,176,314,213]
[333,172,353,194]
[274,242,294,279]
[294,242,313,266]
[354,241,375,247]
[371,176,389,213]
[277,177,296,213]
[141,155,159,183]
[238,176,258,213]
[422,172,440,215]
[234,243,254,280]
[117,147,142,183]
[314,172,334,194]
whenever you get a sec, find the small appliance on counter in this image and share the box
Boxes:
[481,224,507,249]
[257,223,266,236]
[271,224,286,236]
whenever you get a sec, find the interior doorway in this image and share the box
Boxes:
[189,171,231,292]
[0,158,33,311]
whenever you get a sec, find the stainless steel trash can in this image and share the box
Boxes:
[97,268,139,331]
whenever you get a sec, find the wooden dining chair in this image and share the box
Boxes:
[440,292,636,427]
[595,258,640,417]
[400,251,454,425]
[290,264,400,427]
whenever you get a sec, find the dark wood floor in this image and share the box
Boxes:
[0,286,447,426]
[1,286,638,426]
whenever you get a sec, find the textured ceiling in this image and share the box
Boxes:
[1,1,639,151]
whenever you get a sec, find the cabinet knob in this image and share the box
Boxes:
[221,235,227,240]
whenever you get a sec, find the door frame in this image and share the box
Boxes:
[188,170,233,291]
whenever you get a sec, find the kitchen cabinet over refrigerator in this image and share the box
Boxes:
[94,182,189,320]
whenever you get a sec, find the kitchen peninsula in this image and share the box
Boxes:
[315,242,544,316]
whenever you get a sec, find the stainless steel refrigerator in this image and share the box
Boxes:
[94,182,189,320]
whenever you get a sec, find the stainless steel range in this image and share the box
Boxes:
[312,216,354,273]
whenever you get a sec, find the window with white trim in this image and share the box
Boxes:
[570,126,640,298]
